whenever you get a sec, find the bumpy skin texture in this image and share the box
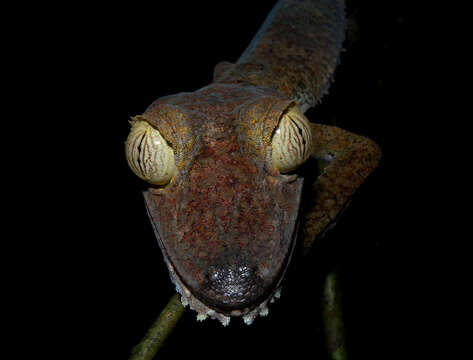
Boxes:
[131,0,381,324]
[141,85,303,317]
[216,0,345,110]
[303,124,381,252]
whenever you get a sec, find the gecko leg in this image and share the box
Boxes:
[303,123,381,253]
[302,124,380,359]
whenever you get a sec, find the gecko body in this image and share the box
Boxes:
[125,0,380,326]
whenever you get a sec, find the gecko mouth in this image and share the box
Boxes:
[154,211,300,326]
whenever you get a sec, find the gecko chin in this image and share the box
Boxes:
[158,220,300,326]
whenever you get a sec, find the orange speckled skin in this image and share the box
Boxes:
[134,0,380,318]
[304,124,381,252]
[141,85,303,313]
[217,0,346,110]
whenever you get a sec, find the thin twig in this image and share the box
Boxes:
[322,268,348,360]
[129,264,348,360]
[128,293,185,360]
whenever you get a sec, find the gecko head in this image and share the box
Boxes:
[125,84,313,324]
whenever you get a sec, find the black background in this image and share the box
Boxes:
[21,1,426,359]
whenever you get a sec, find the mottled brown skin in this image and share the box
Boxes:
[132,0,380,320]
[304,124,381,252]
[218,0,346,110]
[141,85,303,314]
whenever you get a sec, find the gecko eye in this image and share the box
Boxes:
[125,120,177,186]
[271,106,313,173]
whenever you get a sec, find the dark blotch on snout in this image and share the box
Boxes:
[199,259,266,312]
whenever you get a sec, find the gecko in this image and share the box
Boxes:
[125,0,381,326]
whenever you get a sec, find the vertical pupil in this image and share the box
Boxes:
[290,118,306,150]
[290,118,303,136]
[137,133,145,172]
